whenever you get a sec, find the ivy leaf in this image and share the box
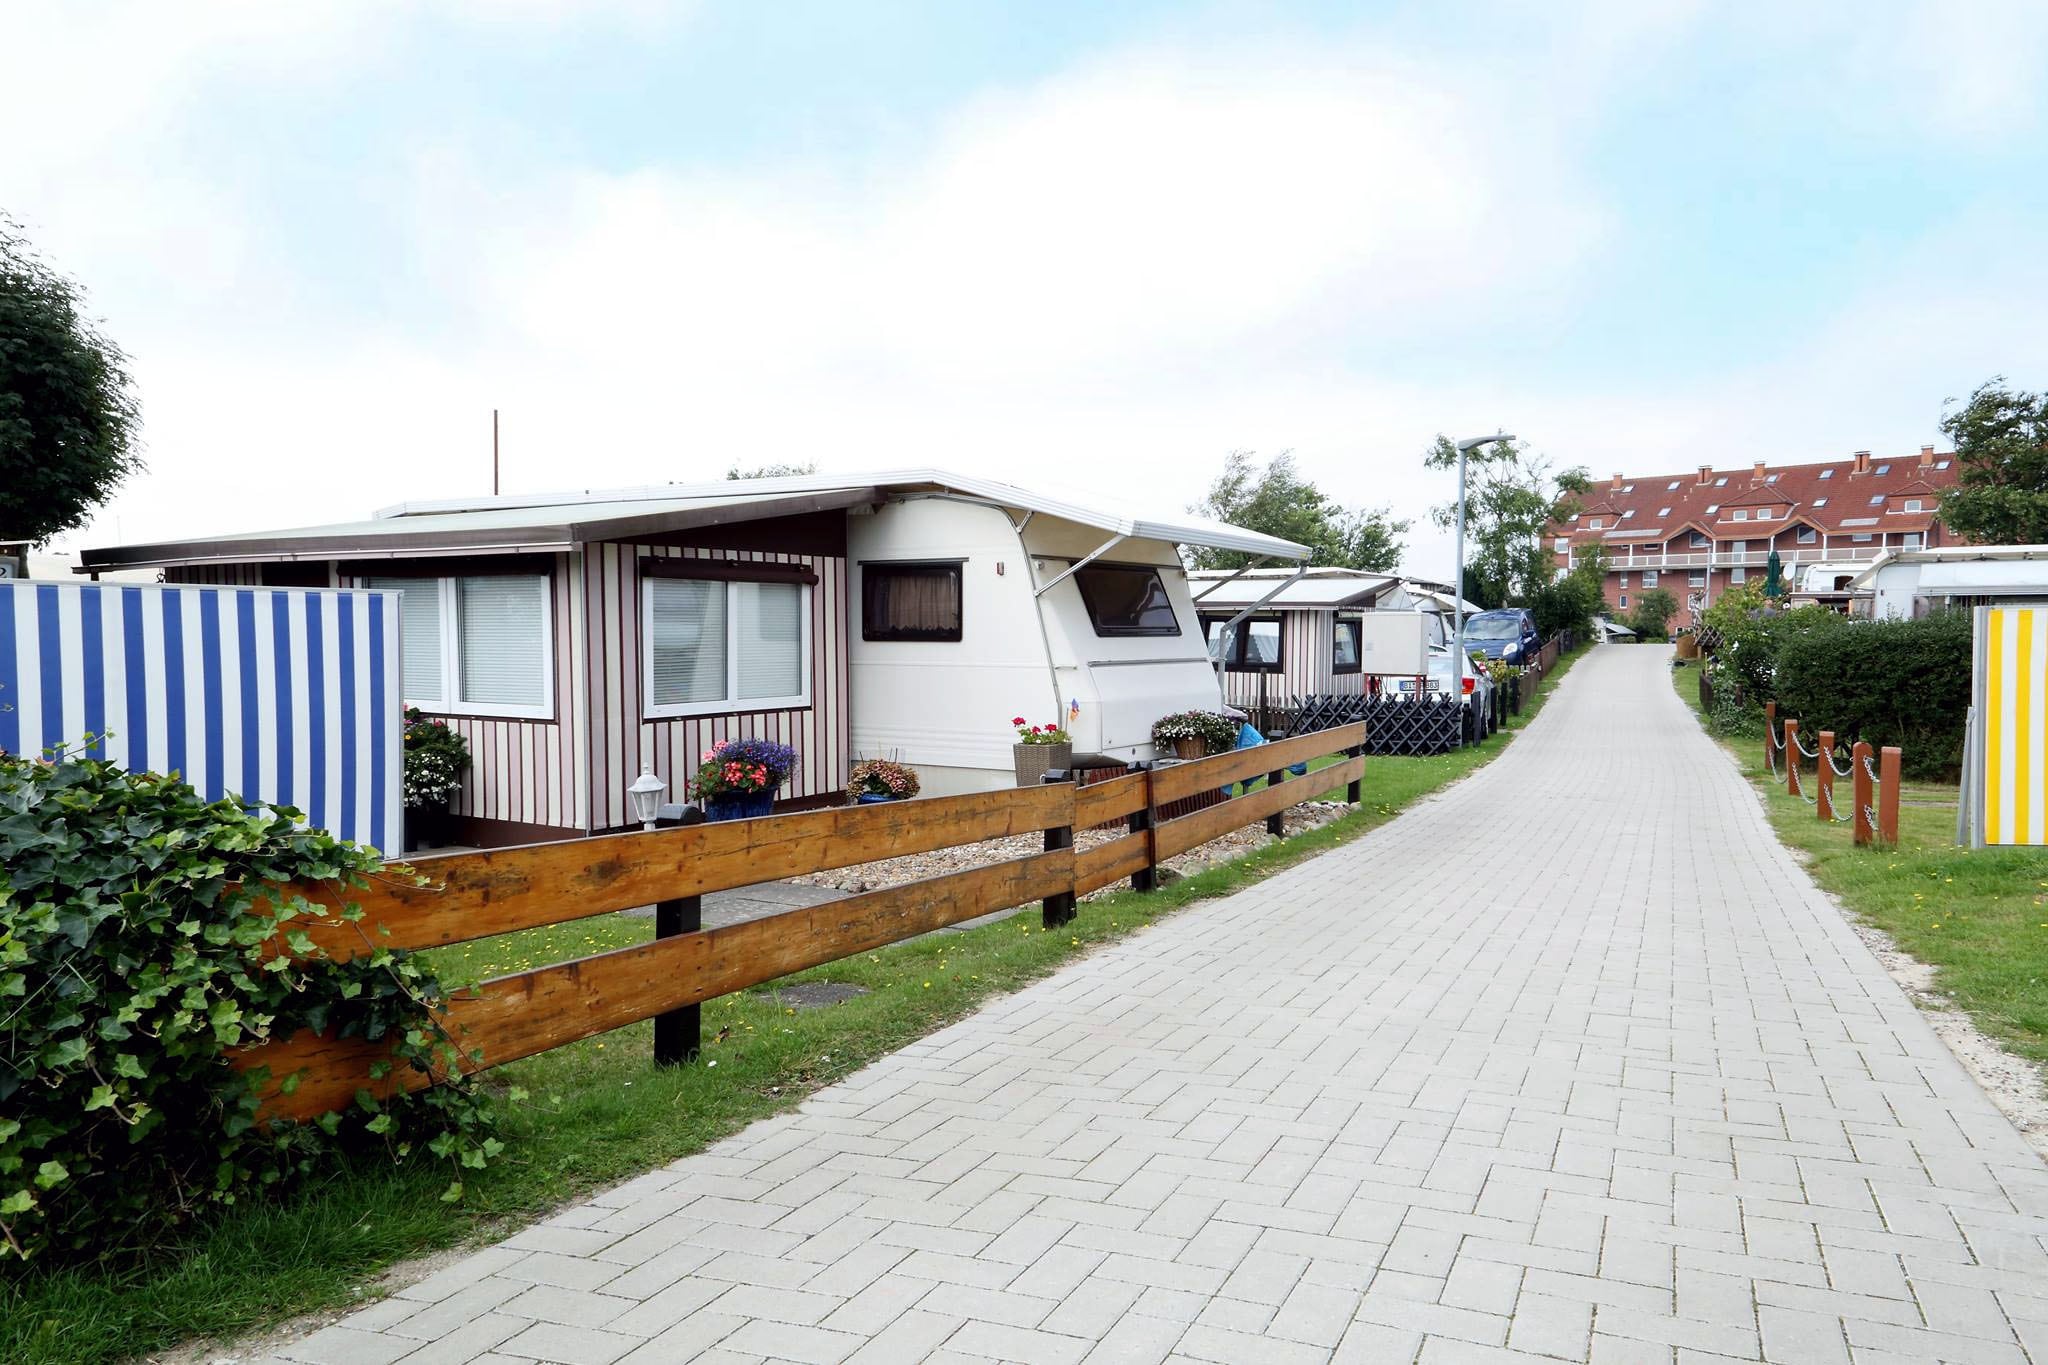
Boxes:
[34,1161,69,1190]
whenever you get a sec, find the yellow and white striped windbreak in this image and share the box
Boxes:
[1980,605,2048,846]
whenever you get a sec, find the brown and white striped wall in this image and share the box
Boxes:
[1216,608,1366,711]
[581,538,851,833]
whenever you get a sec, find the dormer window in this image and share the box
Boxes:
[1689,532,1708,548]
[1587,517,1604,529]
[1904,499,1923,512]
[1731,509,1749,521]
[1819,469,1834,480]
[1756,508,1774,520]
[1797,526,1818,544]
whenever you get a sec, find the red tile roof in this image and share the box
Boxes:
[1549,449,1960,549]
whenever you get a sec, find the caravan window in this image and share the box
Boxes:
[366,574,552,718]
[1332,620,1362,674]
[1074,564,1180,637]
[645,576,810,717]
[861,561,963,642]
[1204,616,1282,671]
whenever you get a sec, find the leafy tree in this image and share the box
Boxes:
[1527,545,1605,639]
[726,461,817,480]
[1187,450,1408,571]
[1937,378,2048,543]
[1423,436,1589,607]
[0,219,142,545]
[1628,587,1679,640]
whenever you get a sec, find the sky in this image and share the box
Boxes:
[7,0,2048,577]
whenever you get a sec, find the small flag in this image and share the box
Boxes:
[1068,697,1081,724]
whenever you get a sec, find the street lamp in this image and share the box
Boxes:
[1451,431,1515,747]
[628,764,668,831]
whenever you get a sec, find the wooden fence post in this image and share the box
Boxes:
[1041,771,1077,928]
[1346,738,1365,805]
[1816,730,1835,823]
[1763,701,1778,775]
[1783,718,1801,798]
[1264,758,1287,836]
[1128,764,1159,893]
[653,894,702,1065]
[1851,740,1874,846]
[1879,746,1902,846]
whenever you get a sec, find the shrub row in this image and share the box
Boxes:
[1773,613,1972,779]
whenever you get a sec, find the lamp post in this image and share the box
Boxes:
[1451,431,1515,747]
[628,764,668,831]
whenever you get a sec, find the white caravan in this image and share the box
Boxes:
[847,482,1307,795]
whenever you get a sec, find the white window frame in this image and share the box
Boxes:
[1904,498,1923,512]
[372,575,555,720]
[1731,509,1749,521]
[642,577,814,720]
[1796,526,1818,544]
[1642,570,1659,588]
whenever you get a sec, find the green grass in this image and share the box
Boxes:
[3,651,1586,1364]
[1672,657,2048,1071]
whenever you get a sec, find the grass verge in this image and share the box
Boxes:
[1672,656,2048,1073]
[6,651,1586,1364]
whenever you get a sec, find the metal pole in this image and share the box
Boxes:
[1453,441,1468,749]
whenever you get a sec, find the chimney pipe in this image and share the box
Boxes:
[1610,472,1623,492]
[1919,444,1935,466]
[1751,460,1767,484]
[1853,450,1871,475]
[1697,465,1713,486]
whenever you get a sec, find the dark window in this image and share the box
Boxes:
[1796,526,1817,544]
[1203,615,1282,671]
[1333,619,1361,674]
[1074,564,1181,637]
[861,561,962,642]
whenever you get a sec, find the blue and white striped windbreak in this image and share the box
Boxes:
[0,581,404,853]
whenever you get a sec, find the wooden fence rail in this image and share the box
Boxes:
[240,722,1367,1121]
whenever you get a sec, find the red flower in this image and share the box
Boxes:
[1010,716,1026,726]
[1029,725,1041,734]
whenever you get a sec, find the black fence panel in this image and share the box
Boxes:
[1286,693,1467,756]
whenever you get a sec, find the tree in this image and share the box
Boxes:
[1187,451,1408,571]
[1628,588,1679,640]
[726,461,817,480]
[1423,436,1589,608]
[1937,378,2048,544]
[0,219,141,545]
[1527,543,1605,640]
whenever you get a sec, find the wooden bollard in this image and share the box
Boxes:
[1879,746,1902,846]
[1851,740,1875,846]
[1763,701,1778,775]
[1816,730,1835,823]
[1784,718,1801,798]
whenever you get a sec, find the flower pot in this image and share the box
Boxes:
[855,791,898,805]
[403,802,451,853]
[706,791,777,822]
[1170,737,1207,761]
[1012,741,1071,786]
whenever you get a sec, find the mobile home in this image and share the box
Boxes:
[81,470,1306,841]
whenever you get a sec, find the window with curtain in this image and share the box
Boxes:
[1332,619,1361,674]
[366,573,550,716]
[367,576,445,705]
[861,562,963,641]
[644,577,810,716]
[1074,564,1181,637]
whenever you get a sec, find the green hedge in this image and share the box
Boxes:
[1772,613,1972,779]
[0,750,500,1264]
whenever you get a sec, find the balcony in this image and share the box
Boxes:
[1565,544,1888,573]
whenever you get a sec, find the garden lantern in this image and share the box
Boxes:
[628,765,668,831]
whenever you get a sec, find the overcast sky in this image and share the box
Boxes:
[8,0,2047,576]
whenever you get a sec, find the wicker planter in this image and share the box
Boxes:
[1012,741,1071,786]
[1170,736,1207,761]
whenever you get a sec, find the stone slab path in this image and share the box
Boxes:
[269,645,2048,1365]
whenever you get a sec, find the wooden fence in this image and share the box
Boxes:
[239,722,1368,1121]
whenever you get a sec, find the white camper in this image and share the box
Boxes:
[848,484,1308,795]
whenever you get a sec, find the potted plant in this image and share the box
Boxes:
[692,737,799,821]
[849,758,919,804]
[1151,709,1238,760]
[402,707,470,851]
[1010,715,1072,786]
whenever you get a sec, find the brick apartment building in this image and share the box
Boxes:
[1547,446,1960,629]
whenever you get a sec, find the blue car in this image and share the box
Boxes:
[1462,608,1540,664]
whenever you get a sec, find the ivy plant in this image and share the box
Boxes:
[0,748,499,1263]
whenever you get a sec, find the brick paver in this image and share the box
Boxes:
[268,645,2048,1364]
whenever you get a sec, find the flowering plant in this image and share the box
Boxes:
[1150,709,1238,754]
[403,706,470,807]
[1483,658,1524,685]
[849,758,920,800]
[1011,715,1071,745]
[692,737,798,799]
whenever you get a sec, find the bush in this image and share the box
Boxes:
[0,750,498,1263]
[1627,588,1678,641]
[1773,613,1972,779]
[1526,556,1605,641]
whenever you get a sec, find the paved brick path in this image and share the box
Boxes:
[272,645,2048,1364]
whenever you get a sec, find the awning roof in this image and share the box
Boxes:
[81,468,1311,571]
[1187,568,1394,610]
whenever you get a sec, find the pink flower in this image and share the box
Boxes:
[1011,716,1026,726]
